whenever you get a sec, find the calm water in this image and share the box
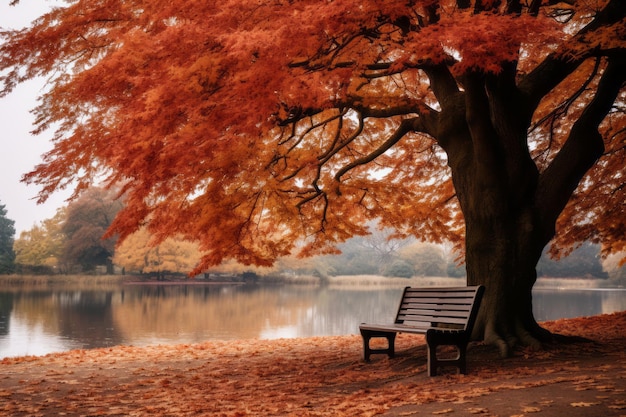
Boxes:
[1,283,625,358]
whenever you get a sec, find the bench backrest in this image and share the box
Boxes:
[394,286,484,331]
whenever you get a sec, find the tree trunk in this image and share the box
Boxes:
[463,202,551,357]
[437,71,556,357]
[447,142,551,357]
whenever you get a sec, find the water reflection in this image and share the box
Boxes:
[0,284,625,358]
[0,293,12,337]
[533,288,626,322]
[110,285,405,343]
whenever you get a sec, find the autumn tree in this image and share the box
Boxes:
[356,224,411,266]
[1,1,625,355]
[0,201,15,274]
[62,187,122,273]
[320,238,382,276]
[113,227,201,277]
[398,242,447,277]
[13,208,67,273]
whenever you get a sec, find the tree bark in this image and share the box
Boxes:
[444,127,550,356]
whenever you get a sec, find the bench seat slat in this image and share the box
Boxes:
[400,306,472,314]
[399,310,471,319]
[404,291,478,298]
[400,309,471,318]
[360,323,465,332]
[401,302,474,308]
[359,323,431,333]
[403,299,475,304]
[400,315,468,325]
[403,292,477,298]
[401,297,475,304]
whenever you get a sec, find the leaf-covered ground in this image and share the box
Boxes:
[1,312,625,416]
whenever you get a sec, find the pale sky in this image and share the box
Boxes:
[0,1,71,235]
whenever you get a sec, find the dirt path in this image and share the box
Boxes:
[1,312,625,416]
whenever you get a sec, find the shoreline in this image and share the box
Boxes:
[0,273,620,290]
[122,280,245,286]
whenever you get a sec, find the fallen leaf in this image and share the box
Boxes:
[570,402,599,407]
[522,406,541,413]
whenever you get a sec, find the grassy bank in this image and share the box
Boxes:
[534,276,621,289]
[326,275,464,288]
[0,274,130,290]
[327,275,619,289]
[0,273,616,290]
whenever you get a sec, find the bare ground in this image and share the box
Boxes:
[1,312,625,416]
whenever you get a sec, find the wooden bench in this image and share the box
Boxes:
[359,285,484,376]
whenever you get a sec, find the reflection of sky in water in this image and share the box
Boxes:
[533,288,626,322]
[260,324,299,339]
[1,286,624,359]
[0,314,81,358]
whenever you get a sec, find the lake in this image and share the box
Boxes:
[1,282,625,358]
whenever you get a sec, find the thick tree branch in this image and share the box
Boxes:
[485,63,540,202]
[422,64,461,111]
[462,72,502,175]
[346,93,439,135]
[334,117,421,182]
[536,54,626,239]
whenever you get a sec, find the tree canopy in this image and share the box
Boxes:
[62,187,122,272]
[113,227,201,276]
[14,208,66,273]
[1,1,623,267]
[1,0,625,354]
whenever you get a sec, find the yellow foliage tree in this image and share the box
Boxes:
[14,208,66,271]
[113,228,201,276]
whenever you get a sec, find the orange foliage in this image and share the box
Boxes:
[0,0,624,273]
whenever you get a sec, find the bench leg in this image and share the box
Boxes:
[426,330,468,377]
[426,344,467,376]
[360,329,397,361]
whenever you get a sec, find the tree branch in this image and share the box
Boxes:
[519,0,626,113]
[536,54,626,240]
[421,64,461,111]
[334,117,421,182]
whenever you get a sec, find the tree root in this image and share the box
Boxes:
[483,319,549,358]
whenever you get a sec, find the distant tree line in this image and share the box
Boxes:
[0,190,623,281]
[537,242,608,279]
